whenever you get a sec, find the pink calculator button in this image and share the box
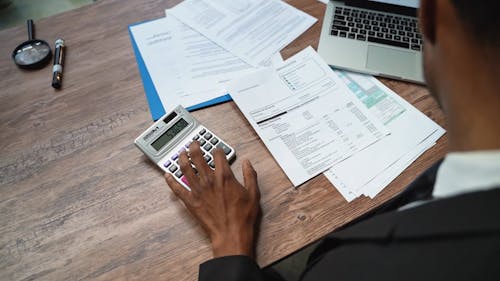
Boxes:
[180,176,190,187]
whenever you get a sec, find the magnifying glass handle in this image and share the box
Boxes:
[27,19,34,40]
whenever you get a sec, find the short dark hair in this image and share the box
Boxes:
[450,0,500,46]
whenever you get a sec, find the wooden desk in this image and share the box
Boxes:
[0,0,447,280]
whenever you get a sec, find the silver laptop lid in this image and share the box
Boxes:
[318,0,425,83]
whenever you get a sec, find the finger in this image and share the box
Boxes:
[243,160,260,201]
[164,173,191,203]
[213,148,234,184]
[178,150,201,194]
[189,141,212,182]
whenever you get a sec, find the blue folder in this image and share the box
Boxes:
[128,20,232,121]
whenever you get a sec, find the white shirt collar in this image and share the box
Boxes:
[433,150,500,198]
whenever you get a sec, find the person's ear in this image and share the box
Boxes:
[419,0,437,44]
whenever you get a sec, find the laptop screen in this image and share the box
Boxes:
[347,0,419,16]
[369,0,419,8]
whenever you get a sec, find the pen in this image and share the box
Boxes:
[52,38,65,89]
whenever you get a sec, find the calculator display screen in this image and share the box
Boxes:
[151,118,189,151]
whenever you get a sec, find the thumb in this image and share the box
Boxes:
[243,160,260,202]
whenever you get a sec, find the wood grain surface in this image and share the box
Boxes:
[0,0,448,280]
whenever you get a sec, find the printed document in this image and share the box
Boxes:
[361,137,437,199]
[168,0,317,66]
[130,16,254,112]
[229,47,388,186]
[324,71,446,201]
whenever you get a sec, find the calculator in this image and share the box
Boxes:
[134,105,236,190]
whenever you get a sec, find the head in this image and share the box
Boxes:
[419,0,500,151]
[420,0,500,107]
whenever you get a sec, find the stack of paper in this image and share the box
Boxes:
[324,71,445,201]
[129,0,317,120]
[229,46,445,201]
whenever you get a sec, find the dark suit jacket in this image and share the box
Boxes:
[198,162,500,281]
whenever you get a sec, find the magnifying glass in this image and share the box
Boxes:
[12,19,52,70]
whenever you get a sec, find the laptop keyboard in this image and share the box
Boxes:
[331,6,422,51]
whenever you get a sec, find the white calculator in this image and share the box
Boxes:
[135,105,236,190]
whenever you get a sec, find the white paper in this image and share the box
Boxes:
[130,16,255,112]
[324,71,446,201]
[168,0,317,67]
[270,52,284,66]
[229,47,388,186]
[325,71,444,191]
[364,139,437,199]
[328,136,439,202]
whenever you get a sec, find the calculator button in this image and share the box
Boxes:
[178,147,186,154]
[217,143,232,155]
[181,176,190,186]
[175,170,183,178]
[163,160,172,168]
[199,139,206,146]
[210,137,219,145]
[203,143,213,151]
[185,141,192,148]
[204,132,213,140]
[171,153,179,161]
[199,128,206,136]
[204,155,212,163]
[193,135,200,141]
[208,161,215,169]
[169,165,178,173]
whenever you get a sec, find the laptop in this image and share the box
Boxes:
[318,0,424,83]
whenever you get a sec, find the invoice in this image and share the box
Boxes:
[324,71,445,201]
[229,47,388,186]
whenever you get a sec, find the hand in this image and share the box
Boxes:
[165,141,261,258]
